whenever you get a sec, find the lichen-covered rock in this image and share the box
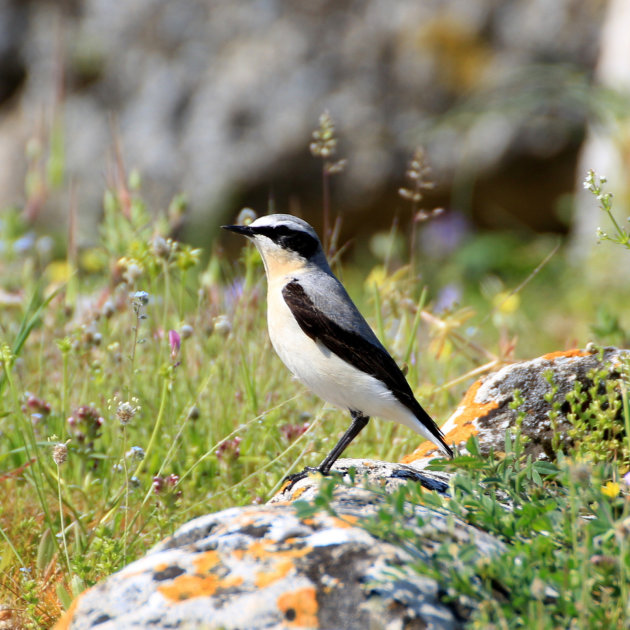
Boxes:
[403,347,630,467]
[270,458,450,505]
[56,347,629,629]
[54,461,503,630]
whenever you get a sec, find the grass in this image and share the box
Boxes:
[297,431,630,629]
[0,120,628,628]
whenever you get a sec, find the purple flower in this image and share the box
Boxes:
[435,284,462,313]
[419,212,470,258]
[168,329,181,360]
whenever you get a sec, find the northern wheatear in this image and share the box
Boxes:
[223,214,452,482]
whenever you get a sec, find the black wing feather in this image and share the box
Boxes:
[282,280,451,454]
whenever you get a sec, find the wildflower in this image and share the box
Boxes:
[280,422,310,442]
[79,248,107,273]
[168,329,181,360]
[153,474,180,494]
[435,284,462,313]
[116,400,139,425]
[123,260,143,284]
[102,299,116,319]
[601,481,620,498]
[175,245,202,271]
[67,405,104,445]
[237,207,257,226]
[14,233,36,254]
[152,235,173,259]
[45,260,72,284]
[213,314,232,336]
[623,471,630,487]
[224,279,245,310]
[126,446,145,460]
[153,474,182,508]
[216,436,242,460]
[492,291,520,315]
[132,290,149,310]
[583,169,595,191]
[52,442,69,465]
[24,393,52,416]
[83,323,102,347]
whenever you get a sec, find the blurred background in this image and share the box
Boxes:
[1,0,629,348]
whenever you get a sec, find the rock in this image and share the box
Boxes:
[55,347,629,628]
[3,0,606,238]
[269,458,450,505]
[403,347,630,467]
[54,460,504,630]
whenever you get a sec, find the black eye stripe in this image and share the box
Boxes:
[252,225,319,258]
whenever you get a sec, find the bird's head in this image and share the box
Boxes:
[222,214,327,276]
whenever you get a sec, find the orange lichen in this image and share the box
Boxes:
[279,479,293,493]
[328,515,358,529]
[247,539,312,561]
[255,558,295,588]
[193,550,221,574]
[542,349,591,361]
[292,486,307,500]
[401,379,498,463]
[153,563,170,573]
[232,548,245,560]
[277,586,318,628]
[158,573,243,602]
[51,589,87,630]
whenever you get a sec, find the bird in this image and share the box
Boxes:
[222,214,453,485]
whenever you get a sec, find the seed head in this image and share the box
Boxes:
[53,442,69,465]
[115,399,140,425]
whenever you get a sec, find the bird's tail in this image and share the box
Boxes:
[414,405,453,458]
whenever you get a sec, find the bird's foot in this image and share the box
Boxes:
[281,466,324,492]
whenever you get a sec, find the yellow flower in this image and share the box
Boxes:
[45,260,72,284]
[80,248,107,273]
[492,291,520,315]
[364,265,387,290]
[601,481,620,498]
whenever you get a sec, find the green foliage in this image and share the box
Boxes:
[1,115,629,629]
[300,433,630,629]
[566,358,630,467]
[584,170,630,251]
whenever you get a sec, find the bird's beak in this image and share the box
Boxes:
[222,224,255,237]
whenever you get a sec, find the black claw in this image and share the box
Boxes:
[281,466,323,492]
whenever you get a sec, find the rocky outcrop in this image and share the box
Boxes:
[2,0,606,236]
[403,346,630,467]
[54,461,503,630]
[55,347,628,629]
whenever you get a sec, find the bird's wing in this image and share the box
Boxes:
[282,279,450,452]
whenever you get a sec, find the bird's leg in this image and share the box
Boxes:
[317,411,369,474]
[282,411,370,490]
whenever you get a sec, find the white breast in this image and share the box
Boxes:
[266,277,424,434]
